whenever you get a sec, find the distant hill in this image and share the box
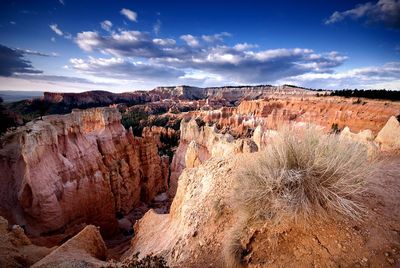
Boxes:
[0,91,43,102]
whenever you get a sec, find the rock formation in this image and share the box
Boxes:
[129,156,238,267]
[169,118,257,195]
[0,216,53,268]
[375,116,400,152]
[188,97,400,136]
[0,107,168,237]
[32,225,107,268]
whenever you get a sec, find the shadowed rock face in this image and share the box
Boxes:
[0,216,53,268]
[0,107,168,237]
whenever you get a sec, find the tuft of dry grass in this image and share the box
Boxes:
[234,126,376,223]
[222,217,247,268]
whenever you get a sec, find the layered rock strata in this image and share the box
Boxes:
[0,107,168,237]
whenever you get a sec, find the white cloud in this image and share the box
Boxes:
[75,31,102,51]
[278,62,400,90]
[51,37,56,42]
[153,38,176,46]
[120,8,138,22]
[10,21,16,25]
[153,19,161,35]
[50,24,63,36]
[233,43,257,51]
[201,32,231,43]
[59,0,65,5]
[73,28,349,84]
[64,33,72,39]
[69,56,184,81]
[100,20,113,32]
[180,34,199,47]
[325,0,400,28]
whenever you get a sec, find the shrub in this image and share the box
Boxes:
[330,123,340,134]
[234,127,374,223]
[195,117,206,128]
[225,127,376,266]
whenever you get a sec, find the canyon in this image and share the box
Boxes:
[0,85,399,267]
[0,107,168,239]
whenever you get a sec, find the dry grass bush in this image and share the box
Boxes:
[223,126,377,267]
[235,126,375,223]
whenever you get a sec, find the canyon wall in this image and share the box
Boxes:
[0,107,168,237]
[151,85,318,102]
[188,96,400,135]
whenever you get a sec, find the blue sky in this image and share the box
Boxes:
[0,0,399,92]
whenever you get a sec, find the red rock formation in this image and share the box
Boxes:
[0,107,168,237]
[187,96,400,135]
[169,118,257,195]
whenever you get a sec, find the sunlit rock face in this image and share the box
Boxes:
[0,107,168,237]
[169,118,258,195]
[375,116,400,152]
[185,97,400,138]
[31,225,108,268]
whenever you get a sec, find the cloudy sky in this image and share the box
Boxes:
[0,0,399,92]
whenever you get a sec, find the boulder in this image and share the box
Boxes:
[375,116,400,152]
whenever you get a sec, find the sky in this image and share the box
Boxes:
[0,0,399,92]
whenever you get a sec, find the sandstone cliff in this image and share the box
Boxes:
[0,107,168,237]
